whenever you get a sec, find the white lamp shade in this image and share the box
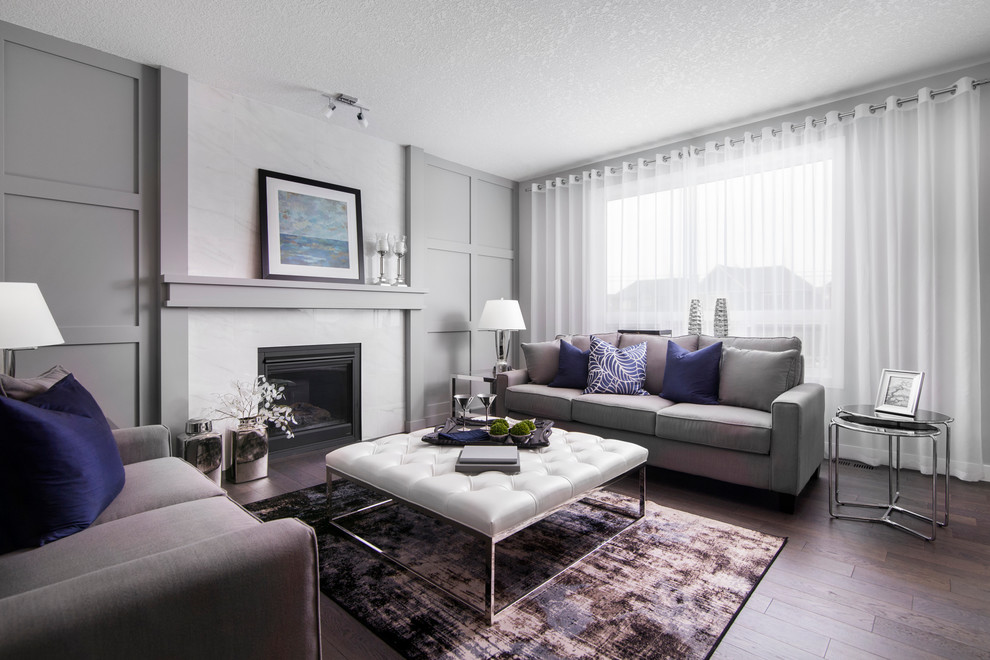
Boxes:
[0,282,65,349]
[478,299,526,331]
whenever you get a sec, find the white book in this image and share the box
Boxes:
[458,445,519,464]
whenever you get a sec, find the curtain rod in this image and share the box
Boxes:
[526,77,989,192]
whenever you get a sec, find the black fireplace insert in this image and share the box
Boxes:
[258,343,361,453]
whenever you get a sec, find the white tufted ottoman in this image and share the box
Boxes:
[325,425,648,624]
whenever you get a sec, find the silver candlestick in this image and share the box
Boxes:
[394,234,408,287]
[374,233,391,286]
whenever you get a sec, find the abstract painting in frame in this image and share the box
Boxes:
[874,368,924,417]
[259,169,364,283]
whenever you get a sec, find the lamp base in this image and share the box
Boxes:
[492,330,514,376]
[492,360,512,376]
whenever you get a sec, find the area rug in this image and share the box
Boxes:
[246,481,785,660]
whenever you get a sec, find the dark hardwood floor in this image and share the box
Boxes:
[225,448,990,660]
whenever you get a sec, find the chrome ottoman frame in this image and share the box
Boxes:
[325,463,646,625]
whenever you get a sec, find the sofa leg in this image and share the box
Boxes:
[778,493,797,514]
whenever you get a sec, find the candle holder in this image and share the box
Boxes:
[394,235,408,287]
[374,233,391,286]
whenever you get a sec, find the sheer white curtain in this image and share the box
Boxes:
[528,78,982,480]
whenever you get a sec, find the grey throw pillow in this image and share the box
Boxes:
[0,364,70,400]
[554,333,619,351]
[719,347,800,412]
[521,340,561,384]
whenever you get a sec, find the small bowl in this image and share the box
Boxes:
[487,432,509,443]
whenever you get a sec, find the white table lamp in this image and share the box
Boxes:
[0,282,65,376]
[478,298,526,374]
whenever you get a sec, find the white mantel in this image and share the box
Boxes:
[162,274,427,310]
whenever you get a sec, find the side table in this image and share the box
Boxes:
[828,404,952,541]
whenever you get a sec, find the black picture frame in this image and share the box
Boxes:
[259,169,364,283]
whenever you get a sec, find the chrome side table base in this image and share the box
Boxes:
[828,406,952,541]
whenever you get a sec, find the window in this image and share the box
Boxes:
[604,157,834,381]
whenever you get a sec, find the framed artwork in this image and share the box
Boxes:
[259,169,364,283]
[874,369,924,417]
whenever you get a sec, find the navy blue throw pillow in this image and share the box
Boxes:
[0,374,124,552]
[548,340,590,389]
[659,341,723,404]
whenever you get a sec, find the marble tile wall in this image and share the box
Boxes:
[187,78,405,280]
[188,308,405,444]
[185,80,409,443]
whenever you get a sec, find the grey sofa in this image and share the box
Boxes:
[0,425,321,659]
[496,332,825,511]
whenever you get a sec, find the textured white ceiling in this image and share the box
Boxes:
[2,0,990,181]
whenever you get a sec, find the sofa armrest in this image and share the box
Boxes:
[0,518,321,660]
[112,424,171,465]
[769,383,825,496]
[495,369,530,417]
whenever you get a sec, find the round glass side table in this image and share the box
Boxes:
[828,404,953,541]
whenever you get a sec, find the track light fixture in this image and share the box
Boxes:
[321,93,369,128]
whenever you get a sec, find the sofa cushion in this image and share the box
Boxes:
[548,340,589,389]
[656,404,772,455]
[93,457,226,525]
[719,346,801,412]
[521,340,560,384]
[572,394,676,435]
[505,383,581,421]
[0,364,69,400]
[659,341,722,405]
[699,334,801,353]
[0,374,124,551]
[700,335,803,386]
[0,496,259,598]
[584,337,649,395]
[555,332,619,352]
[618,334,700,394]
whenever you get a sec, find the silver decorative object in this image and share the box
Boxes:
[230,416,268,483]
[393,234,408,287]
[477,393,496,429]
[374,233,391,286]
[453,394,475,431]
[177,418,223,485]
[688,299,703,335]
[713,298,729,337]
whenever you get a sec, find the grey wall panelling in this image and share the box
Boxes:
[0,20,159,427]
[421,154,517,424]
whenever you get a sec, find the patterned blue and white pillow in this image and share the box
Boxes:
[584,337,649,395]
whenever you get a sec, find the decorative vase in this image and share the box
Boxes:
[178,418,223,486]
[713,298,729,338]
[230,416,269,483]
[688,299,703,335]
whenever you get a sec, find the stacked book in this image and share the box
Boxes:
[454,445,520,474]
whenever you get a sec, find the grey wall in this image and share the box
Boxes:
[521,61,990,475]
[0,20,159,427]
[422,154,517,423]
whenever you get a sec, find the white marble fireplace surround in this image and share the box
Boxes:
[187,308,405,444]
[178,79,420,453]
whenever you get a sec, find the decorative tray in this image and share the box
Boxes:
[422,418,553,448]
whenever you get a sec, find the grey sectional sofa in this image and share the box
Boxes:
[0,425,321,659]
[496,332,825,511]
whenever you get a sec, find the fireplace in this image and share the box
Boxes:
[258,343,361,453]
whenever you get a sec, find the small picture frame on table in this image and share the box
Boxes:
[875,369,924,417]
[259,169,364,283]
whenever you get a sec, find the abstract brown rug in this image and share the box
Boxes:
[246,481,785,659]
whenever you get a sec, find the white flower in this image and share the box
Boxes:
[209,375,297,438]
